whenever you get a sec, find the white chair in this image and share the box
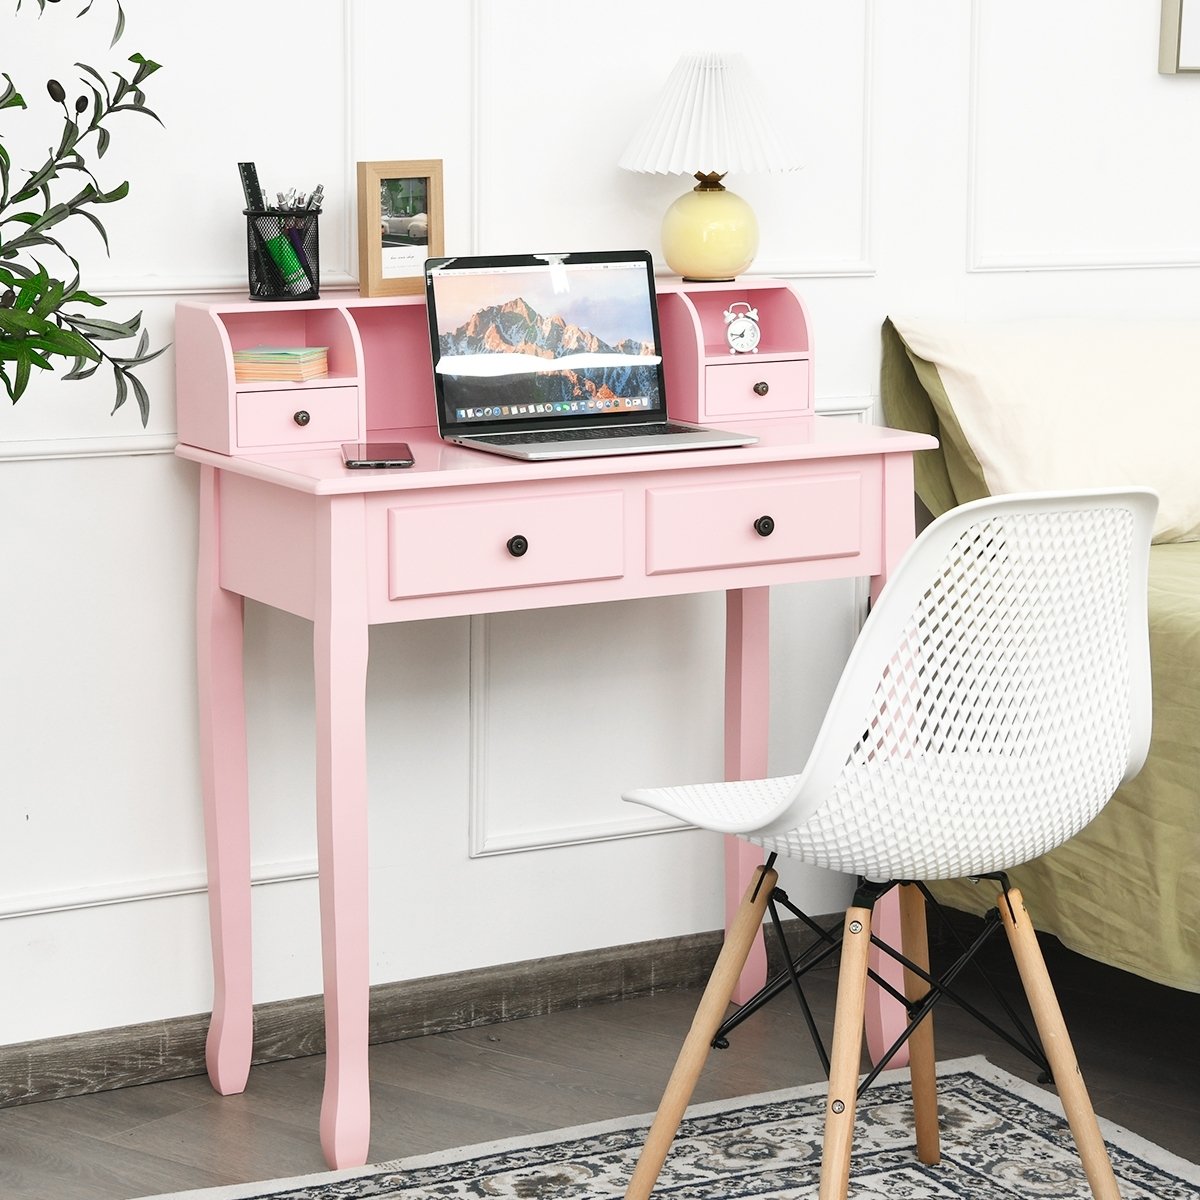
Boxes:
[622,488,1156,1200]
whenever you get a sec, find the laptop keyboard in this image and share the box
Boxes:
[470,422,698,445]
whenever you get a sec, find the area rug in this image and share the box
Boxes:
[151,1056,1200,1199]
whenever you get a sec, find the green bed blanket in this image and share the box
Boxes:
[882,320,1200,992]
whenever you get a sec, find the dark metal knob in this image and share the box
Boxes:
[752,381,769,397]
[507,534,529,557]
[754,515,775,538]
[293,410,311,426]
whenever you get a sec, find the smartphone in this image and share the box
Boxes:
[341,442,415,469]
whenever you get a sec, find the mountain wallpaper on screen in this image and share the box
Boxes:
[439,297,661,412]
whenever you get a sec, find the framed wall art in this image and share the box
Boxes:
[356,159,444,296]
[1160,0,1200,71]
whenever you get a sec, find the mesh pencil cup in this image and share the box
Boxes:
[245,208,320,300]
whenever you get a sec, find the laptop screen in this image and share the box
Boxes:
[424,250,666,436]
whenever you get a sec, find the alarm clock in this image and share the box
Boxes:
[723,302,761,354]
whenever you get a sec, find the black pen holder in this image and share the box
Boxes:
[245,208,320,301]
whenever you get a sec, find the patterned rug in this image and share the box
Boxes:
[150,1056,1199,1199]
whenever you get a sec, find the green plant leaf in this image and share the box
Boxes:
[13,264,50,310]
[96,125,111,157]
[29,202,74,235]
[13,350,32,401]
[42,324,99,360]
[1,73,28,111]
[73,207,112,251]
[63,353,101,380]
[64,181,99,209]
[111,331,168,369]
[0,308,41,333]
[32,278,66,319]
[56,118,81,161]
[65,289,105,307]
[110,102,162,125]
[63,311,141,339]
[93,180,129,204]
[74,63,112,105]
[127,369,148,425]
[111,0,126,48]
[110,364,128,411]
[0,310,96,363]
[129,54,162,84]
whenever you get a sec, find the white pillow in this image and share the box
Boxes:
[890,317,1200,542]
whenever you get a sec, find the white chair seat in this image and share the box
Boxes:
[756,751,1125,882]
[624,775,800,835]
[627,749,1123,883]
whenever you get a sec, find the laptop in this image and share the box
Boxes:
[423,249,758,461]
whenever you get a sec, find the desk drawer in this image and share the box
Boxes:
[646,473,862,575]
[388,489,625,599]
[235,386,360,448]
[704,359,810,418]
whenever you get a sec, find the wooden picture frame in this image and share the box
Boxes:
[356,159,444,296]
[1160,0,1200,71]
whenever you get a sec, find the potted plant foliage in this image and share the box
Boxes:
[1,0,165,424]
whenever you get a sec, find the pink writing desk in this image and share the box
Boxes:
[175,281,936,1167]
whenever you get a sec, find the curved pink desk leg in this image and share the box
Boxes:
[865,891,907,1065]
[864,453,919,1067]
[196,466,254,1095]
[314,496,372,1169]
[725,587,771,1005]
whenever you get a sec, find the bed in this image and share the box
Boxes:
[881,316,1200,992]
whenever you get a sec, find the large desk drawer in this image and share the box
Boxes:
[388,489,625,599]
[646,473,862,575]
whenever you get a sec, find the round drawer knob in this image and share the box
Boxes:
[293,410,311,427]
[754,515,775,538]
[752,380,770,397]
[507,534,529,558]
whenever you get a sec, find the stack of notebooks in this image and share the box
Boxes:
[233,345,329,383]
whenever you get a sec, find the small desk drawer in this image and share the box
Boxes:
[388,489,625,599]
[646,473,862,575]
[704,359,810,418]
[235,387,360,449]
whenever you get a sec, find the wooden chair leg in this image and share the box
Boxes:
[818,902,873,1200]
[899,883,940,1165]
[998,888,1122,1200]
[623,863,778,1200]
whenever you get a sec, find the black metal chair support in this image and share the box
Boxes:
[710,873,1055,1101]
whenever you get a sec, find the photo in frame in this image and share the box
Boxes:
[356,159,444,296]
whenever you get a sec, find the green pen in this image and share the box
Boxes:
[264,233,311,295]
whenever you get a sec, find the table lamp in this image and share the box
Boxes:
[619,52,799,281]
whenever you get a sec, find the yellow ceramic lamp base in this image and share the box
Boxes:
[661,183,758,282]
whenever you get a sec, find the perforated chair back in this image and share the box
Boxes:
[744,489,1155,881]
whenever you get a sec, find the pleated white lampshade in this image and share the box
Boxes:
[619,52,798,177]
[619,52,799,281]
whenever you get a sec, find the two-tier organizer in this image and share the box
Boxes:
[175,278,813,454]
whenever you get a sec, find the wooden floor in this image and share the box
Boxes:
[1,923,1196,1199]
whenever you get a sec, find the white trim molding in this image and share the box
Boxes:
[466,615,683,857]
[0,859,317,921]
[966,0,1200,273]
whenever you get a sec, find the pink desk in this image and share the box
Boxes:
[175,284,937,1167]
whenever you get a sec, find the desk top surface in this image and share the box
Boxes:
[176,416,937,496]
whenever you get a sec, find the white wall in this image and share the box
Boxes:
[2,0,1198,1046]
